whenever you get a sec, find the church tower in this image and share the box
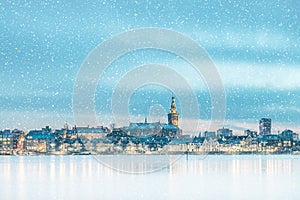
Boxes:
[168,96,179,126]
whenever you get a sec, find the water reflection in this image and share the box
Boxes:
[0,155,299,199]
[166,155,297,176]
[92,154,183,174]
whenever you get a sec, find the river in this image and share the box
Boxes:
[0,155,299,199]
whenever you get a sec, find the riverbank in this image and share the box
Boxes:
[1,150,300,156]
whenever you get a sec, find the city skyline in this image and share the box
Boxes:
[0,99,299,156]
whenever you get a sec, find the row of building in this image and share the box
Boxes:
[0,125,110,155]
[2,126,298,155]
[0,96,181,155]
[0,97,299,155]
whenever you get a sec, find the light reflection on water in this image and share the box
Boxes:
[0,155,300,199]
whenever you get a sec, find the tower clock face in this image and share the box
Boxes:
[172,120,178,126]
[172,115,178,126]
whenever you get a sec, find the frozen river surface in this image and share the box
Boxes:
[0,155,300,200]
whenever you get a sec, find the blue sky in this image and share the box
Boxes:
[1,0,299,133]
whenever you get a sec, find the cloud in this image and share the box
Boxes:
[191,29,294,51]
[217,62,300,89]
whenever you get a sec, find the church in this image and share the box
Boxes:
[124,96,182,137]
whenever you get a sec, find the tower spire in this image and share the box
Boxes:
[169,96,177,114]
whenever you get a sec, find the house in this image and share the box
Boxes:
[167,138,193,153]
[0,129,22,153]
[56,128,86,153]
[62,138,84,153]
[258,134,281,152]
[76,126,110,140]
[202,138,219,152]
[24,129,55,153]
[281,129,298,140]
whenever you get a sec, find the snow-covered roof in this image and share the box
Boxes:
[126,122,162,130]
[125,122,180,131]
[0,133,13,138]
[25,130,55,140]
[161,124,179,131]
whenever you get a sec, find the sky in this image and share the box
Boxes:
[1,0,300,134]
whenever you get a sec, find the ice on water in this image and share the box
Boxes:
[1,155,300,199]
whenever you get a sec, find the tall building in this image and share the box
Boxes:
[168,96,179,126]
[259,118,271,135]
[120,96,182,137]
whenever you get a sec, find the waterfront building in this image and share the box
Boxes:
[0,129,22,152]
[62,138,84,153]
[280,129,298,141]
[24,127,55,153]
[280,129,298,147]
[58,128,85,153]
[166,137,194,153]
[76,126,110,140]
[258,134,281,152]
[259,118,271,135]
[202,138,219,152]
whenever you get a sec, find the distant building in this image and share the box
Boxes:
[280,129,294,140]
[204,131,216,138]
[76,126,110,140]
[259,118,271,135]
[121,96,182,137]
[24,127,55,153]
[168,96,179,126]
[244,129,258,138]
[165,96,181,136]
[217,127,233,137]
[67,129,78,139]
[124,121,181,137]
[258,134,281,150]
[125,122,162,136]
[0,129,22,152]
[161,123,181,137]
